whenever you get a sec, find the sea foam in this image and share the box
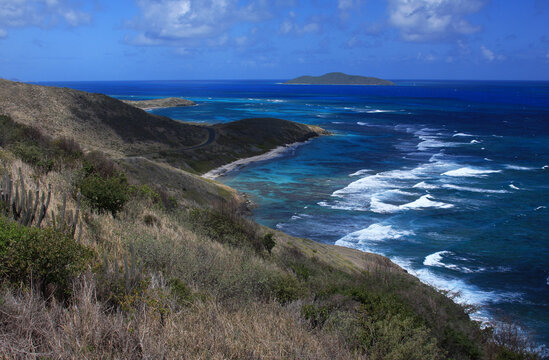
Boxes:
[423,251,477,273]
[504,164,535,171]
[336,224,414,245]
[413,181,439,190]
[453,133,475,137]
[370,194,453,213]
[442,184,508,194]
[400,194,454,210]
[442,167,501,177]
[349,169,371,177]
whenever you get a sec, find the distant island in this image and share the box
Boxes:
[122,97,196,110]
[284,72,394,86]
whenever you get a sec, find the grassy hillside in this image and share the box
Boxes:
[0,82,540,359]
[0,79,325,174]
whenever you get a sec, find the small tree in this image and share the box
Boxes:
[263,232,276,254]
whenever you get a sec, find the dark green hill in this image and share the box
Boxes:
[0,79,325,174]
[285,72,394,86]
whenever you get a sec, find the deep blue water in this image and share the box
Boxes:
[41,80,549,351]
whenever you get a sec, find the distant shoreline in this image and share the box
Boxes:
[281,83,395,86]
[284,72,394,86]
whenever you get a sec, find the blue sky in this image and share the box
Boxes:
[1,0,548,81]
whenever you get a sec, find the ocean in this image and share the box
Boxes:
[40,79,549,351]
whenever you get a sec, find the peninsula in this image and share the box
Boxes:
[284,72,394,86]
[122,97,196,110]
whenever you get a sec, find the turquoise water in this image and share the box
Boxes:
[41,80,549,351]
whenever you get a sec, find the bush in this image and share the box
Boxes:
[0,115,83,173]
[77,173,129,216]
[0,216,93,297]
[12,143,54,172]
[53,137,82,158]
[187,204,272,254]
[271,273,303,303]
[168,278,194,306]
[356,315,441,360]
[143,214,161,227]
[130,184,161,204]
[302,303,332,328]
[262,232,276,254]
[82,151,116,178]
[74,151,131,216]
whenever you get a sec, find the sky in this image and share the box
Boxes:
[1,0,548,81]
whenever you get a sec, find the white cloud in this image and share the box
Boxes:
[0,28,6,38]
[279,19,294,35]
[0,0,91,37]
[130,0,272,46]
[480,45,494,61]
[302,22,319,33]
[388,0,485,42]
[480,45,505,62]
[338,0,355,11]
[235,36,248,46]
[417,52,436,61]
[278,19,320,35]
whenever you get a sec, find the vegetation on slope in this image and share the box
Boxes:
[0,115,540,359]
[0,79,326,174]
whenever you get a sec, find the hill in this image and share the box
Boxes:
[0,79,325,174]
[285,72,394,86]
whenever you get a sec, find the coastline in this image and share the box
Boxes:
[202,140,310,179]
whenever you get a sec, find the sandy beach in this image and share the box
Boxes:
[202,140,309,179]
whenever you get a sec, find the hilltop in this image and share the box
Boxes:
[285,72,395,86]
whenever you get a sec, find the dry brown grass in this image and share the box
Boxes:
[3,141,539,360]
[0,275,360,360]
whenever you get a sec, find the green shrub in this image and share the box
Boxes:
[130,184,161,204]
[0,216,93,297]
[82,151,116,178]
[52,137,82,159]
[168,278,194,306]
[262,232,276,254]
[290,262,314,281]
[357,315,441,360]
[74,151,131,216]
[0,115,83,173]
[12,143,54,172]
[143,214,161,227]
[442,326,482,359]
[301,303,331,328]
[271,273,303,303]
[77,173,129,216]
[187,206,267,254]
